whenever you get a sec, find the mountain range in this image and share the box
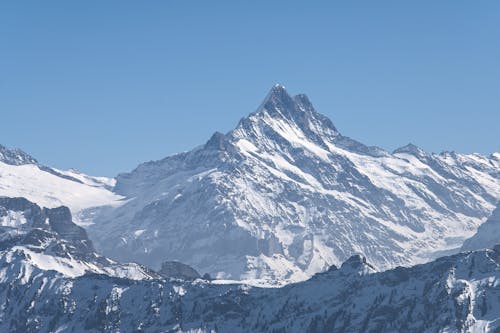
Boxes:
[1,197,499,332]
[89,85,499,284]
[1,85,500,331]
[1,86,499,285]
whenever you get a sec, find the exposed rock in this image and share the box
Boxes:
[158,260,201,280]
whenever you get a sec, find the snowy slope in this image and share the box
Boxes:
[2,245,500,332]
[0,145,123,225]
[0,197,154,281]
[90,85,500,284]
[461,203,500,252]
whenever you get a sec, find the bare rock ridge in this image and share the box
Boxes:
[0,196,94,258]
[0,144,38,166]
[158,260,201,280]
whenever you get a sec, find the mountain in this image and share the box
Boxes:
[461,203,500,252]
[1,242,500,332]
[88,85,500,284]
[0,197,154,281]
[0,145,123,226]
[0,144,38,165]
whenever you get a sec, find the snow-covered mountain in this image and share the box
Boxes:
[462,203,500,252]
[2,194,500,332]
[2,240,500,332]
[87,85,500,284]
[0,144,123,225]
[0,197,154,281]
[1,86,500,331]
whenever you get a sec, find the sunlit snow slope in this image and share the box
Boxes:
[89,85,500,284]
[462,203,500,252]
[0,144,123,225]
[0,197,153,282]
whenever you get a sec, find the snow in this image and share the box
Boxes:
[134,229,146,237]
[0,162,124,213]
[0,246,154,282]
[236,139,259,154]
[2,247,500,332]
[260,112,331,161]
[0,210,27,227]
[53,167,117,188]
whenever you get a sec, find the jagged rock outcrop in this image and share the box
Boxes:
[158,261,201,280]
[0,144,38,165]
[0,196,155,280]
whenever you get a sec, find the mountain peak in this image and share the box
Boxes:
[258,84,297,117]
[393,143,426,157]
[340,254,377,275]
[0,144,38,166]
[272,83,287,91]
[252,85,337,130]
[293,94,314,112]
[230,84,340,153]
[263,85,314,115]
[205,131,230,150]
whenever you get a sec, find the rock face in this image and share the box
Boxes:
[89,85,500,283]
[0,196,154,280]
[1,246,500,332]
[462,203,500,252]
[0,197,94,257]
[158,261,201,280]
[0,144,38,165]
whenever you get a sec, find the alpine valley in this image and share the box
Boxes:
[1,85,499,332]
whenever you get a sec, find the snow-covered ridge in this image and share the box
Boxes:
[0,145,124,224]
[2,244,500,332]
[89,85,499,284]
[0,197,154,282]
[0,246,153,283]
[462,203,500,252]
[0,144,38,166]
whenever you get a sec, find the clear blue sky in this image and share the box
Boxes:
[1,1,499,176]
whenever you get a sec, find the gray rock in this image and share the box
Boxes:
[158,260,201,280]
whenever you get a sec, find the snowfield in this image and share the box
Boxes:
[0,161,124,225]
